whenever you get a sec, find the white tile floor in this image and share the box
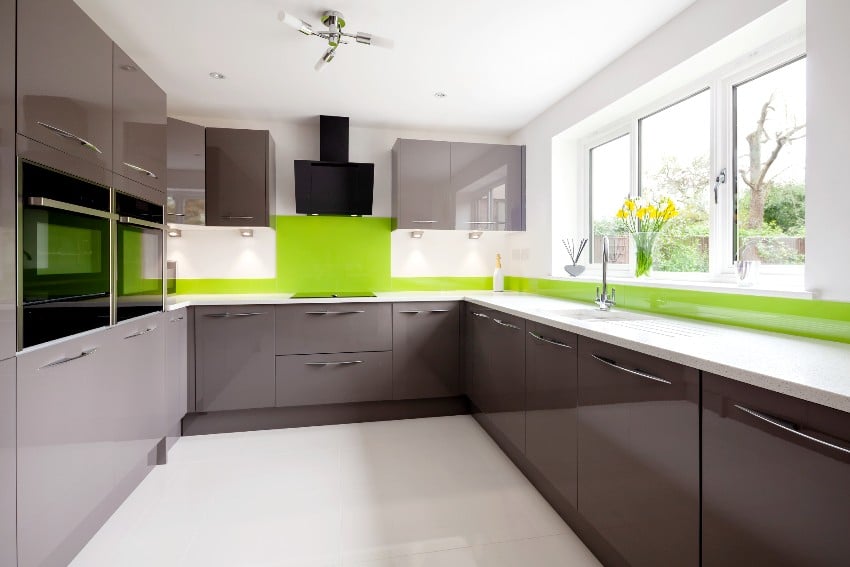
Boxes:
[70,415,602,567]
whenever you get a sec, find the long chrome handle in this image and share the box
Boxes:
[591,354,672,385]
[412,220,438,224]
[167,212,186,217]
[27,197,116,220]
[203,312,265,318]
[305,360,364,366]
[221,215,255,220]
[529,331,573,349]
[37,121,103,154]
[118,216,166,230]
[493,318,520,330]
[123,162,159,178]
[398,309,451,314]
[304,310,365,315]
[39,348,97,370]
[124,326,157,340]
[467,221,496,224]
[471,312,489,319]
[734,404,850,456]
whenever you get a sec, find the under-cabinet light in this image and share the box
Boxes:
[240,228,254,237]
[410,230,424,239]
[468,231,483,239]
[167,228,182,238]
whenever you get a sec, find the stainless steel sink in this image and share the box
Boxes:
[543,308,653,322]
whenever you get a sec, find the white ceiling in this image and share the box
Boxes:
[75,0,696,135]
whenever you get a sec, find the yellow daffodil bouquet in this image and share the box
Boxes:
[615,196,679,276]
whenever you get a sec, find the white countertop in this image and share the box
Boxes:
[167,291,850,413]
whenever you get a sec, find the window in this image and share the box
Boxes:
[581,49,806,281]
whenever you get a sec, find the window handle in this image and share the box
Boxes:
[714,168,726,204]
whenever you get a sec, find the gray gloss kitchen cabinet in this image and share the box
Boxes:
[392,139,452,229]
[17,0,113,173]
[165,309,189,450]
[167,117,206,224]
[577,337,699,567]
[392,302,460,399]
[0,358,14,567]
[0,0,14,361]
[276,350,392,407]
[113,44,167,192]
[451,142,525,231]
[195,306,275,411]
[205,127,275,227]
[525,322,578,509]
[702,372,850,567]
[275,303,391,355]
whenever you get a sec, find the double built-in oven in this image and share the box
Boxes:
[19,161,164,349]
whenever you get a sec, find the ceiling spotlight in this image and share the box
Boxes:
[468,231,483,240]
[239,228,254,237]
[167,228,182,238]
[209,72,226,79]
[410,230,424,239]
[434,92,447,98]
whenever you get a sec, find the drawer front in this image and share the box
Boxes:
[275,351,392,407]
[275,303,392,354]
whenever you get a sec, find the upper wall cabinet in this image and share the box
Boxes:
[167,117,206,225]
[205,127,276,227]
[392,139,525,231]
[17,0,113,173]
[113,45,166,192]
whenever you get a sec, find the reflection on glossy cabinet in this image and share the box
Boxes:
[0,358,14,567]
[525,322,578,509]
[392,302,460,400]
[577,337,699,567]
[167,117,206,224]
[113,45,166,192]
[702,372,850,567]
[392,139,452,229]
[194,306,275,411]
[205,127,275,227]
[0,0,14,361]
[17,0,113,173]
[450,142,524,231]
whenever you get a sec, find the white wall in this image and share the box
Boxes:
[804,0,850,301]
[167,118,510,280]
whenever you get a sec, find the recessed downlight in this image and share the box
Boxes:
[209,72,226,80]
[434,91,447,98]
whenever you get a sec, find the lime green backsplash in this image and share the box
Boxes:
[175,278,279,294]
[390,277,493,291]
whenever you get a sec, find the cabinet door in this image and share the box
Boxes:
[166,309,188,442]
[393,139,452,229]
[195,306,275,411]
[577,337,699,567]
[17,329,117,567]
[166,117,206,225]
[205,127,272,227]
[451,143,524,231]
[464,304,492,410]
[480,310,526,454]
[525,322,578,509]
[0,0,14,360]
[113,45,166,192]
[392,302,460,400]
[703,373,850,567]
[275,303,391,355]
[276,351,392,407]
[17,0,113,172]
[0,358,14,567]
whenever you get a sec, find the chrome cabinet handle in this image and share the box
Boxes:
[398,309,450,314]
[466,221,496,224]
[304,310,365,315]
[177,315,184,320]
[493,318,520,330]
[591,354,672,385]
[27,197,116,220]
[734,404,850,456]
[123,162,159,179]
[124,326,157,340]
[471,312,489,319]
[39,348,97,370]
[529,331,573,349]
[204,312,264,318]
[119,216,166,230]
[169,315,185,323]
[305,360,364,366]
[37,121,103,154]
[221,215,255,220]
[167,212,186,217]
[412,220,438,224]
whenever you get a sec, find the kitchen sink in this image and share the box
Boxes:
[544,308,653,322]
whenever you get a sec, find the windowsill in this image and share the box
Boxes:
[552,271,812,300]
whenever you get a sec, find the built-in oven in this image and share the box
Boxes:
[19,161,113,348]
[115,192,164,322]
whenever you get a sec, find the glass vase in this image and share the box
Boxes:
[632,231,659,278]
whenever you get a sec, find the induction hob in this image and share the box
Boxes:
[291,291,376,299]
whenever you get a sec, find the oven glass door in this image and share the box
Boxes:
[116,220,163,322]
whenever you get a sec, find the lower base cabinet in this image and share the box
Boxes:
[165,308,188,450]
[577,337,699,567]
[702,372,850,567]
[0,358,14,567]
[275,351,392,407]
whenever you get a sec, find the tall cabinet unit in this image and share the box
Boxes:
[702,372,850,567]
[577,338,700,567]
[0,0,15,361]
[0,359,14,567]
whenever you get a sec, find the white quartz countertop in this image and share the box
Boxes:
[167,291,850,413]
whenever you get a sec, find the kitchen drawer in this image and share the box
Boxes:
[275,303,392,355]
[275,351,392,407]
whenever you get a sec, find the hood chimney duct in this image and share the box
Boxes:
[320,115,349,162]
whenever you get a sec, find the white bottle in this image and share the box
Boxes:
[493,253,504,292]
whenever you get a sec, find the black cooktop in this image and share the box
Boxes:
[291,291,376,299]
